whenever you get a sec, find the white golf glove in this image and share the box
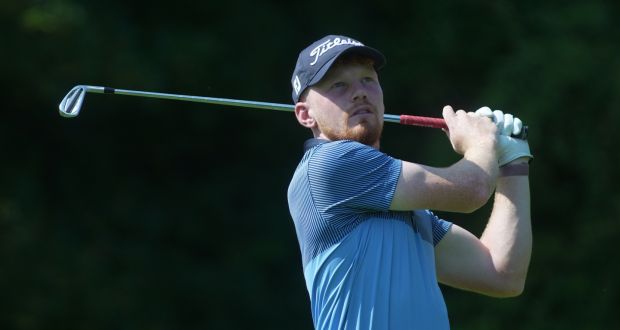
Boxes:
[471,107,533,166]
[474,106,523,136]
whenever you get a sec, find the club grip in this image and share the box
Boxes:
[399,115,447,130]
[399,114,528,140]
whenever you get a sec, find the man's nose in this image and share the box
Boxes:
[351,82,368,101]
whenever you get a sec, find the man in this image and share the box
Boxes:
[287,35,532,329]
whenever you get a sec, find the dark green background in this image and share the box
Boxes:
[1,0,618,329]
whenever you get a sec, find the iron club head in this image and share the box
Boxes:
[59,85,87,118]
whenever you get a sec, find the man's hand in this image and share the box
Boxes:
[474,107,524,137]
[473,107,533,166]
[442,105,498,157]
[497,136,532,166]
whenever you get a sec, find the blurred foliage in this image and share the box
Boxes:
[1,0,619,329]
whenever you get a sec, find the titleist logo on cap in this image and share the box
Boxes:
[291,34,385,102]
[309,37,364,65]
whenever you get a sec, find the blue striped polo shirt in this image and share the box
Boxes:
[287,139,453,330]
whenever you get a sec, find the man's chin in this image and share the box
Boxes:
[348,124,382,147]
[319,120,383,147]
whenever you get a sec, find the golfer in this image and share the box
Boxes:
[287,35,533,329]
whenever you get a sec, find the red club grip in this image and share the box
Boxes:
[399,115,448,130]
[398,114,528,140]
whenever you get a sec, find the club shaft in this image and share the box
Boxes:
[82,86,433,125]
[84,86,295,112]
[68,85,526,139]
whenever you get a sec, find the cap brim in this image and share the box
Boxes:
[341,46,386,69]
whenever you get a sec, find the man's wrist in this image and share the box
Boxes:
[499,163,529,177]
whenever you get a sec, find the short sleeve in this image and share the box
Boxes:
[427,210,453,246]
[307,140,402,215]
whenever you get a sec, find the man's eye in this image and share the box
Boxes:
[331,82,346,89]
[362,77,376,83]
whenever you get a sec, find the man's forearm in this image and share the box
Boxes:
[479,173,532,294]
[390,143,498,213]
[462,145,499,198]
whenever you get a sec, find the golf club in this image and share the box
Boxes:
[58,85,528,139]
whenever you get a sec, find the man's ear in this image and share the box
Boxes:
[294,102,316,129]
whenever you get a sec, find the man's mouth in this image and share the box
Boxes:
[351,105,374,118]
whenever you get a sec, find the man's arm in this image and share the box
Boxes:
[434,158,532,297]
[390,106,499,213]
